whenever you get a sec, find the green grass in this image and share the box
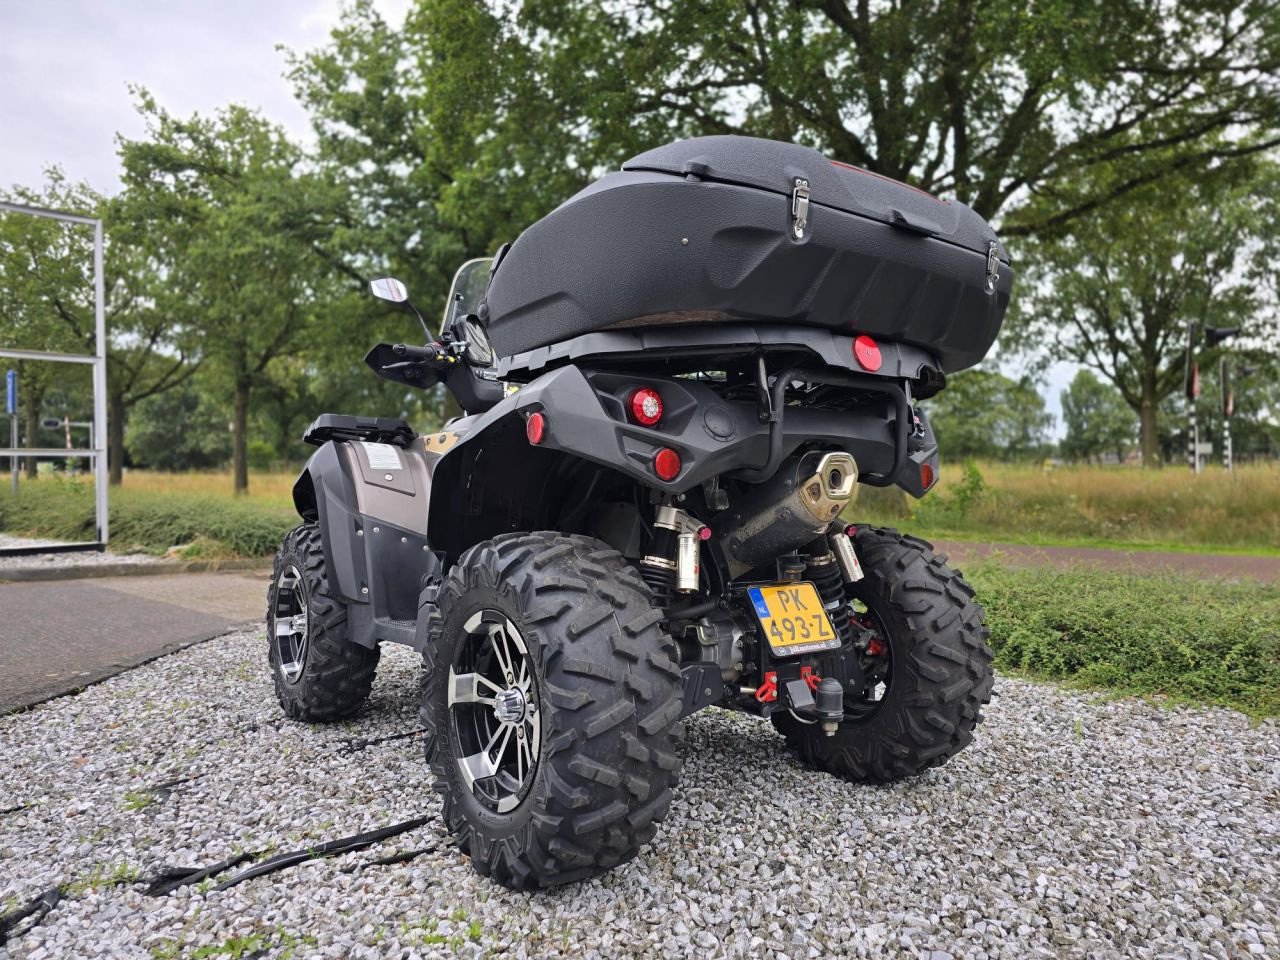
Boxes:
[121,790,154,812]
[5,460,1278,559]
[67,862,140,895]
[969,561,1280,719]
[852,460,1280,553]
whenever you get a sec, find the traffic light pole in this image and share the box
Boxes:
[1221,357,1233,474]
[1189,398,1201,474]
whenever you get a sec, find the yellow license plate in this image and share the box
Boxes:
[747,582,843,656]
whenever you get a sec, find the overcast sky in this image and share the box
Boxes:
[0,0,408,194]
[0,0,1075,432]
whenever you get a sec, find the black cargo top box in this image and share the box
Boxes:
[483,136,1012,374]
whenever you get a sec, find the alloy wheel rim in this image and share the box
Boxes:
[448,610,541,814]
[273,564,309,685]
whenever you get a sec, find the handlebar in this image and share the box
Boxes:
[391,342,446,362]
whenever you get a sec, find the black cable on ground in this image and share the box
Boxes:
[0,886,64,945]
[144,851,257,897]
[339,846,437,873]
[337,728,424,755]
[213,814,436,892]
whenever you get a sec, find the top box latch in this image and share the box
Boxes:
[790,178,811,240]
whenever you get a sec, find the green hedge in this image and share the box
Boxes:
[0,478,296,558]
[969,562,1280,718]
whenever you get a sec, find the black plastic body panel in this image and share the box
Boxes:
[484,137,1012,374]
[495,322,942,383]
[433,363,900,499]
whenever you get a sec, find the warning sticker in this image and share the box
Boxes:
[359,441,402,471]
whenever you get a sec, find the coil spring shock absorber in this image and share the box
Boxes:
[640,557,677,607]
[804,549,854,647]
[640,504,707,607]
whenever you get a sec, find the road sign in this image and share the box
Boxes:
[5,370,14,415]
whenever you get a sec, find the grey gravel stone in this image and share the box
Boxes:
[0,533,162,571]
[0,626,1276,959]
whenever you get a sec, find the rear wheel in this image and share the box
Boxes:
[421,532,684,889]
[772,526,993,782]
[267,524,380,722]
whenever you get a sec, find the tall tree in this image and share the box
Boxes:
[1060,369,1135,463]
[924,368,1052,461]
[118,95,349,494]
[291,0,1280,244]
[1008,161,1278,466]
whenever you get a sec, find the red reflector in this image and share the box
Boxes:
[853,335,882,372]
[526,412,547,445]
[653,447,681,481]
[921,462,936,489]
[628,387,664,426]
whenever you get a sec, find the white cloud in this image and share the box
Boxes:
[0,0,405,195]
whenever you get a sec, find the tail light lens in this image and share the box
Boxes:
[921,462,936,490]
[628,387,664,427]
[526,412,547,445]
[853,334,882,372]
[653,447,681,481]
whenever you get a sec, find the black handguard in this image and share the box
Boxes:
[364,342,453,389]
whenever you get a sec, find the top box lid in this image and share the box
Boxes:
[623,135,1005,259]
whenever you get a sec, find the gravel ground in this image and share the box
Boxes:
[0,628,1276,960]
[0,534,162,571]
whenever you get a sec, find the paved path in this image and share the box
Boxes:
[934,540,1280,583]
[0,571,268,713]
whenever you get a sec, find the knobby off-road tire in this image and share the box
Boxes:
[267,523,380,722]
[420,532,684,889]
[773,526,993,783]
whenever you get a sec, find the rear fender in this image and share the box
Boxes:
[293,438,440,648]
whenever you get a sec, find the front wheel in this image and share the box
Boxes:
[267,524,380,722]
[420,532,684,889]
[772,526,993,782]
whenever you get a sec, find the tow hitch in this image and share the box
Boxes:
[751,666,845,735]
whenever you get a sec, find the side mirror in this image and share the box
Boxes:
[370,277,409,303]
[462,316,495,367]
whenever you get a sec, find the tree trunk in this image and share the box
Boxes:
[108,393,125,486]
[1139,393,1161,468]
[278,417,292,471]
[232,378,250,495]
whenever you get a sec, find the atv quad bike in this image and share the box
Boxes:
[268,135,1004,889]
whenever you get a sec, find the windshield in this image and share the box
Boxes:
[443,258,494,332]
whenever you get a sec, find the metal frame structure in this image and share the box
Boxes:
[0,201,108,555]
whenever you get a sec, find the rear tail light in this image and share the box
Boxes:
[653,447,681,481]
[853,334,882,372]
[921,462,936,490]
[526,412,547,445]
[628,387,664,426]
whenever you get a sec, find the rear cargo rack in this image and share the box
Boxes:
[736,362,909,487]
[303,414,416,448]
